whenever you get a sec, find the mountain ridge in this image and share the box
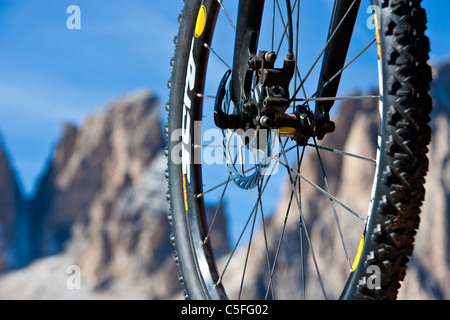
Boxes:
[0,60,449,299]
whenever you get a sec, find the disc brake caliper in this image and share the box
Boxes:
[214,51,295,129]
[249,51,295,125]
[214,51,315,146]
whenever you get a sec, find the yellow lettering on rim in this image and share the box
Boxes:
[182,172,189,211]
[351,235,365,272]
[374,13,382,60]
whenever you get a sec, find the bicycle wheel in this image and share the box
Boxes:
[166,0,432,300]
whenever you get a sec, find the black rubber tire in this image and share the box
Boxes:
[166,0,432,300]
[341,0,432,300]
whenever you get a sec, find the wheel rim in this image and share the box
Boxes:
[180,0,384,300]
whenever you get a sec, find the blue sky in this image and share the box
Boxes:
[0,0,448,196]
[0,0,183,194]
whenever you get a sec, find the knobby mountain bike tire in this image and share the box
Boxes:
[166,0,432,300]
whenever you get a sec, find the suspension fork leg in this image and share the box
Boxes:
[314,0,361,139]
[230,0,265,109]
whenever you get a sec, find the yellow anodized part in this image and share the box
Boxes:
[279,127,296,134]
[195,5,207,38]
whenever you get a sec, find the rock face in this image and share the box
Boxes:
[0,90,183,299]
[42,90,182,298]
[0,138,26,272]
[29,91,165,258]
[68,150,181,298]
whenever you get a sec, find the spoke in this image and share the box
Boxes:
[195,144,235,148]
[274,0,298,56]
[291,64,313,112]
[217,161,278,285]
[264,183,294,300]
[197,165,257,199]
[257,182,275,300]
[217,138,291,288]
[290,1,311,112]
[276,156,365,222]
[297,146,306,299]
[204,43,231,70]
[204,175,231,244]
[238,190,259,300]
[240,180,276,300]
[292,95,380,102]
[279,139,327,299]
[196,143,298,199]
[274,0,289,56]
[239,136,245,175]
[312,137,352,269]
[196,176,231,199]
[307,144,376,163]
[264,145,306,299]
[311,39,377,99]
[292,0,301,104]
[217,198,256,286]
[290,0,360,100]
[196,93,216,99]
[217,0,236,32]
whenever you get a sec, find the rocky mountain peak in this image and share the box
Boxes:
[28,90,165,260]
[0,137,25,272]
[0,59,449,299]
[0,89,184,299]
[432,62,450,116]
